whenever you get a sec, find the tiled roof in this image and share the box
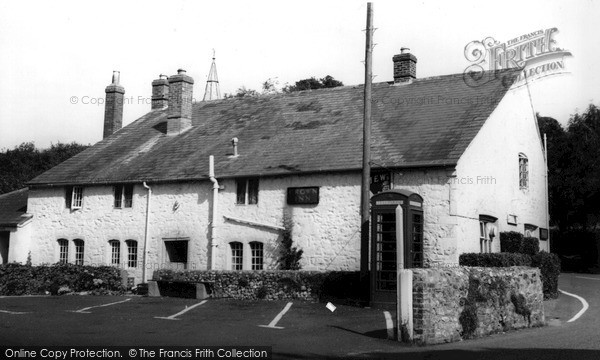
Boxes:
[0,188,31,227]
[28,71,516,186]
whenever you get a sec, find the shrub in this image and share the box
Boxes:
[459,253,532,267]
[0,263,125,296]
[521,237,540,256]
[500,231,524,253]
[532,251,561,299]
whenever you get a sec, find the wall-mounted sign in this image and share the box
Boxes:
[370,172,391,194]
[287,187,319,205]
[540,228,549,240]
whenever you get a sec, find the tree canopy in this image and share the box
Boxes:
[224,75,344,98]
[0,142,89,194]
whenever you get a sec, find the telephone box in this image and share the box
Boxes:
[370,190,424,308]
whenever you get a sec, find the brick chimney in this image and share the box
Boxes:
[103,71,125,139]
[151,74,169,110]
[167,69,194,135]
[393,48,417,83]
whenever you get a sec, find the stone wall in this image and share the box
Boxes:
[411,266,544,345]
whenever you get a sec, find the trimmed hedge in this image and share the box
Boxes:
[522,237,540,256]
[0,263,126,296]
[459,253,532,267]
[153,270,361,304]
[500,231,524,253]
[459,251,560,299]
[532,252,561,299]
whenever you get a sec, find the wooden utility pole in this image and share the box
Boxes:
[360,2,374,295]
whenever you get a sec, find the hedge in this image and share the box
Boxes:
[459,253,532,267]
[500,231,524,253]
[532,252,561,299]
[459,251,560,299]
[153,269,361,304]
[0,263,126,296]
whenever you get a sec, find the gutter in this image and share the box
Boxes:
[209,155,219,270]
[142,182,152,283]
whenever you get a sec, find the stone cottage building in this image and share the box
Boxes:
[2,50,548,295]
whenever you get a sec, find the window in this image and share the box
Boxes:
[250,242,264,270]
[524,224,538,238]
[519,153,529,189]
[114,184,133,208]
[126,240,138,268]
[66,186,83,209]
[58,239,69,264]
[479,215,497,253]
[74,239,84,265]
[236,178,259,205]
[109,240,120,266]
[230,242,243,270]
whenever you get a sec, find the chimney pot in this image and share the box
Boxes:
[177,69,186,75]
[103,71,125,139]
[393,48,417,83]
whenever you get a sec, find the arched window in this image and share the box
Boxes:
[57,239,69,264]
[109,240,120,266]
[250,242,264,270]
[73,239,84,265]
[519,153,529,189]
[230,242,243,270]
[126,240,138,268]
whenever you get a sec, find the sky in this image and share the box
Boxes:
[0,0,598,150]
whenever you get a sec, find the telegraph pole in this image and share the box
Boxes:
[360,2,374,300]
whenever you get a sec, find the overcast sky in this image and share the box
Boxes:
[0,0,598,149]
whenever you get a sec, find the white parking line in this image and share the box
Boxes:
[69,298,132,314]
[559,289,589,322]
[383,311,394,340]
[155,300,208,321]
[259,302,293,329]
[0,310,29,315]
[575,276,600,281]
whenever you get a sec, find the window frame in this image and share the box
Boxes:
[58,239,69,264]
[70,186,83,210]
[114,184,134,208]
[74,239,84,265]
[230,242,244,270]
[109,240,121,266]
[519,153,529,189]
[479,215,498,254]
[235,178,259,205]
[250,241,264,270]
[126,240,138,268]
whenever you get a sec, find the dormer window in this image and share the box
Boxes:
[66,186,83,210]
[519,153,529,189]
[114,184,134,208]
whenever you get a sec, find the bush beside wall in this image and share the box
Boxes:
[153,270,361,304]
[0,263,126,296]
[412,267,544,345]
[459,252,561,300]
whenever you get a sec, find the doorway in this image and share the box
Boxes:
[163,238,189,270]
[0,231,9,264]
[370,190,423,308]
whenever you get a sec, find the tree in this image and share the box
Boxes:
[0,142,89,194]
[282,75,344,93]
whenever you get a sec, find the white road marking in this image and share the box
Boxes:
[69,298,132,314]
[155,300,208,321]
[575,276,600,281]
[259,302,293,329]
[383,311,394,340]
[559,289,589,322]
[0,310,29,315]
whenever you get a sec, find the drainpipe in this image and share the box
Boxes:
[209,155,219,270]
[142,182,152,283]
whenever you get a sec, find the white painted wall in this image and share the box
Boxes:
[7,223,32,263]
[453,85,549,255]
[27,172,362,282]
